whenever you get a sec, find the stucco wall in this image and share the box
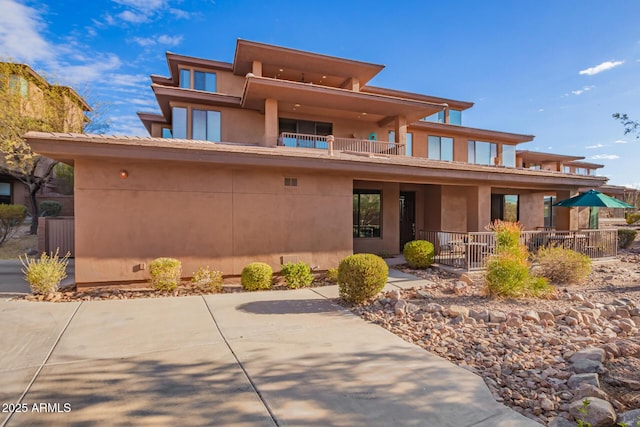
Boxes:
[73,158,352,285]
[519,192,545,230]
[441,186,469,232]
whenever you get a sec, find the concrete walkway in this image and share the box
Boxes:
[0,271,539,426]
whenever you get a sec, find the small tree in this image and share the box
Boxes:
[612,113,639,138]
[0,61,90,234]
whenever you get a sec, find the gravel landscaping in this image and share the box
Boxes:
[349,249,640,426]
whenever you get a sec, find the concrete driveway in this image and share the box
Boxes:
[0,270,539,426]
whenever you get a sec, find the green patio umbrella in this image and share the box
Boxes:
[554,189,636,208]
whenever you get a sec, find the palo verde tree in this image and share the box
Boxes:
[612,113,640,138]
[0,61,91,234]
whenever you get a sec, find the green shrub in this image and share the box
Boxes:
[149,257,182,291]
[338,253,388,304]
[54,163,74,194]
[280,262,313,289]
[403,240,435,268]
[20,249,70,294]
[39,200,62,217]
[618,228,638,249]
[0,204,27,246]
[191,266,223,292]
[325,268,339,283]
[625,212,640,225]
[534,246,591,285]
[487,219,527,257]
[241,262,273,291]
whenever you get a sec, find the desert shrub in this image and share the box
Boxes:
[39,200,62,217]
[625,212,640,225]
[241,262,273,291]
[20,249,70,294]
[191,266,223,292]
[338,253,388,304]
[0,204,27,246]
[535,246,591,285]
[280,262,313,289]
[484,220,553,298]
[325,268,339,283]
[403,240,435,268]
[618,229,638,249]
[149,257,182,291]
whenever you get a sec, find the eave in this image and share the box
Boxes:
[517,150,584,163]
[137,112,167,135]
[411,121,534,144]
[25,132,607,191]
[151,84,242,120]
[165,52,233,83]
[362,86,474,111]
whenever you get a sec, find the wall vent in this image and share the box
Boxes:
[284,177,298,187]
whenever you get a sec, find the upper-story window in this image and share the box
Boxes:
[9,75,28,98]
[502,144,516,167]
[468,140,497,165]
[179,69,217,93]
[428,135,453,161]
[171,106,220,142]
[525,163,541,170]
[387,131,412,156]
[590,169,597,176]
[575,167,588,175]
[563,166,571,174]
[421,109,461,125]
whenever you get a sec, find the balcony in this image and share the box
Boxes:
[278,132,406,156]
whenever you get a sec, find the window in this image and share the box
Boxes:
[279,118,333,148]
[172,107,187,139]
[502,144,516,167]
[9,75,28,98]
[179,69,191,89]
[192,109,221,142]
[576,167,588,175]
[406,132,412,157]
[491,194,519,222]
[544,196,556,228]
[421,110,445,123]
[449,109,462,125]
[590,169,597,176]
[563,166,571,174]
[161,128,173,138]
[179,69,217,93]
[468,140,497,165]
[428,136,453,161]
[353,190,381,238]
[194,71,216,92]
[0,182,11,204]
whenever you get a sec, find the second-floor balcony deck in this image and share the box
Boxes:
[278,132,406,156]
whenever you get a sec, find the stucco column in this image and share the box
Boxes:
[466,185,491,231]
[263,98,278,147]
[519,192,545,230]
[252,60,263,77]
[394,115,407,147]
[555,189,579,230]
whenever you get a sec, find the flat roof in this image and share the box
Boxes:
[516,150,584,162]
[25,132,607,190]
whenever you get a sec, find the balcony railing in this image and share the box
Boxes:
[279,132,406,156]
[420,229,617,271]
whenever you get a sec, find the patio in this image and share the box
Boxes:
[422,229,618,271]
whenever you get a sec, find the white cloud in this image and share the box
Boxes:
[132,34,183,47]
[571,85,595,95]
[538,108,545,112]
[579,60,624,76]
[0,0,53,62]
[614,139,628,144]
[585,143,606,149]
[112,0,167,10]
[118,10,150,23]
[591,154,620,160]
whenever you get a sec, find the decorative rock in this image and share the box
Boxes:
[572,359,605,374]
[394,300,406,315]
[538,311,554,322]
[451,281,468,295]
[415,290,431,299]
[570,347,606,363]
[573,384,610,401]
[616,340,640,357]
[568,373,600,390]
[616,409,640,427]
[447,305,469,318]
[523,310,540,323]
[568,397,616,427]
[469,309,489,323]
[506,316,522,327]
[489,310,507,323]
[548,416,575,427]
[600,342,620,359]
[618,318,635,332]
[386,289,401,301]
[540,397,555,411]
[425,303,443,313]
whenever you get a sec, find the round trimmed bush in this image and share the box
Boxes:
[403,240,435,268]
[338,253,388,304]
[149,257,182,291]
[241,262,273,291]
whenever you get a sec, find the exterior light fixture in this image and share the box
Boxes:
[294,103,301,107]
[119,170,129,179]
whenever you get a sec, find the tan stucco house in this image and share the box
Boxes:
[26,40,610,286]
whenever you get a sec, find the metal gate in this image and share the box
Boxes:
[38,217,74,257]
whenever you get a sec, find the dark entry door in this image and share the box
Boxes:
[399,192,416,252]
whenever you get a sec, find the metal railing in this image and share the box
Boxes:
[279,132,406,156]
[422,229,617,271]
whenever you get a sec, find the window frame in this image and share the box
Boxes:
[353,189,382,239]
[428,135,454,161]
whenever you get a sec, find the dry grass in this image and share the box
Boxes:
[0,225,37,260]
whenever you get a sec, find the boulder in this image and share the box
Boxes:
[572,359,605,374]
[616,409,640,427]
[573,383,610,401]
[568,397,616,427]
[568,373,600,390]
[489,310,507,323]
[447,305,469,318]
[570,347,606,363]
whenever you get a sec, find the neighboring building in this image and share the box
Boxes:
[27,40,609,286]
[0,63,90,211]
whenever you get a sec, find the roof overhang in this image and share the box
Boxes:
[362,86,474,111]
[164,52,233,85]
[233,39,385,88]
[242,76,445,125]
[516,150,584,163]
[565,160,604,169]
[411,121,534,144]
[151,84,242,120]
[25,132,608,190]
[137,112,167,135]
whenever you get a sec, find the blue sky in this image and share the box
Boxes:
[1,0,639,187]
